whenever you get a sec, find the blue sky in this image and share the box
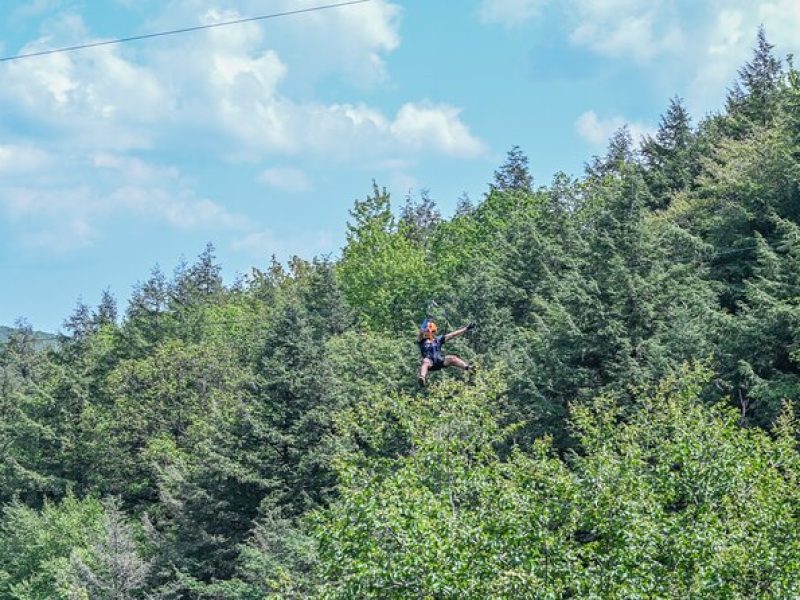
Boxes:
[2,0,799,332]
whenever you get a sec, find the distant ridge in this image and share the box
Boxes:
[0,325,58,348]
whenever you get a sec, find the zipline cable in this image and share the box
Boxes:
[0,0,372,63]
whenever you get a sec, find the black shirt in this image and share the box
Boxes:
[419,334,446,363]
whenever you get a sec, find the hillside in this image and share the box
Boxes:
[0,325,57,348]
[1,31,800,599]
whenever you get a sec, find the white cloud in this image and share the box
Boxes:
[231,229,334,260]
[575,110,653,147]
[0,145,51,174]
[148,0,401,88]
[2,185,93,221]
[477,0,685,62]
[1,37,170,152]
[0,1,481,163]
[106,187,251,230]
[478,0,547,28]
[177,18,483,160]
[389,171,418,198]
[259,167,312,192]
[689,9,749,109]
[0,1,485,255]
[687,2,800,112]
[708,10,744,56]
[475,0,799,115]
[22,217,94,252]
[758,0,800,49]
[390,102,486,158]
[9,0,64,22]
[568,0,684,63]
[92,153,180,183]
[0,0,486,174]
[0,150,252,252]
[211,92,485,160]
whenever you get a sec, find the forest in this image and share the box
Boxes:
[1,29,800,599]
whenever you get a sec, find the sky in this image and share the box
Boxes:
[2,0,799,332]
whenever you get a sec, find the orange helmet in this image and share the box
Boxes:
[425,320,437,339]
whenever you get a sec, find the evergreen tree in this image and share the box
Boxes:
[454,192,474,216]
[491,145,533,193]
[339,183,428,332]
[399,189,441,246]
[726,26,783,128]
[124,266,171,355]
[641,96,697,205]
[67,498,151,600]
[146,298,337,593]
[693,93,799,310]
[93,289,118,328]
[171,243,224,309]
[586,126,636,178]
[0,322,78,504]
[0,495,105,599]
[302,258,353,340]
[62,300,94,342]
[508,166,717,445]
[720,218,800,427]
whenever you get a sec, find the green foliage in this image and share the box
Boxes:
[0,495,104,600]
[721,218,800,426]
[85,338,245,503]
[641,96,699,206]
[315,373,581,599]
[491,145,533,193]
[726,26,784,129]
[338,182,429,332]
[316,366,800,598]
[65,497,151,600]
[569,365,800,598]
[0,331,77,504]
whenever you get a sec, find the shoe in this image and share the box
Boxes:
[418,375,427,388]
[465,364,477,383]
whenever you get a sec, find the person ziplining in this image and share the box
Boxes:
[417,316,474,387]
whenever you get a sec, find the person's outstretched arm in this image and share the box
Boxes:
[444,323,474,343]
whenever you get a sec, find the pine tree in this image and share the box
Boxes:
[189,242,224,298]
[345,180,393,241]
[454,192,475,216]
[67,497,151,600]
[641,96,697,206]
[171,243,224,310]
[339,182,428,332]
[726,26,783,128]
[586,126,636,178]
[93,289,118,328]
[720,218,800,427]
[491,145,533,193]
[123,266,171,355]
[127,266,169,326]
[399,189,441,246]
[0,321,77,504]
[508,166,717,446]
[63,300,94,342]
[145,298,337,592]
[302,258,354,340]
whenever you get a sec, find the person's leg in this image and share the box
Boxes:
[418,358,433,386]
[444,355,470,370]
